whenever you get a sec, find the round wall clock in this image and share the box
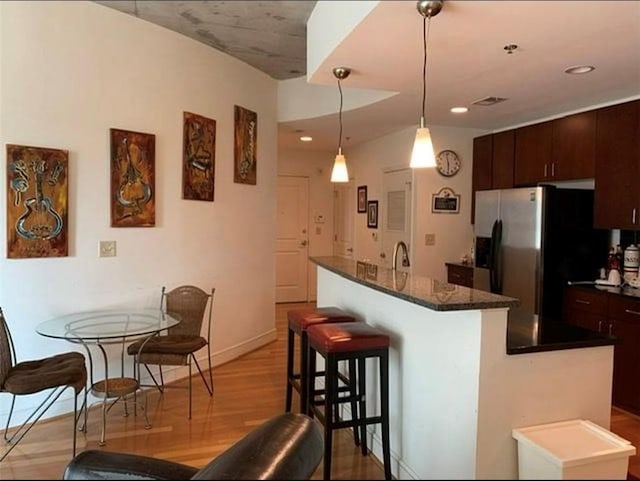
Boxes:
[436,149,461,177]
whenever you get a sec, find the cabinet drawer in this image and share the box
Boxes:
[564,287,608,315]
[608,295,640,322]
[447,264,473,288]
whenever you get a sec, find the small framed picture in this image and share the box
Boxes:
[366,262,378,280]
[367,200,378,228]
[357,185,367,213]
[431,187,460,214]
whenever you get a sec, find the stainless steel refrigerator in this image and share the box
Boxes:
[474,185,609,327]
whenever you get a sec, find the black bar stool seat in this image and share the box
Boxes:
[285,307,356,414]
[306,322,392,480]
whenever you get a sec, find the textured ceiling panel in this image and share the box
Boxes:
[95,1,316,79]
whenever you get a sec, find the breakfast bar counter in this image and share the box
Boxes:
[311,256,615,480]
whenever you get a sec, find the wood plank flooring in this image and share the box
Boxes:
[2,301,640,479]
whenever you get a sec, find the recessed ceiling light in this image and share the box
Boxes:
[564,65,595,75]
[450,107,468,114]
[300,136,313,142]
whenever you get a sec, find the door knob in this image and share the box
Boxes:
[346,247,353,253]
[300,240,308,247]
[380,252,386,258]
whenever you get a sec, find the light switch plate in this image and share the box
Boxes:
[425,233,436,246]
[100,240,116,257]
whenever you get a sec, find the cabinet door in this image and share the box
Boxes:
[609,294,640,411]
[552,111,596,181]
[611,317,640,411]
[594,100,640,229]
[492,130,515,189]
[447,264,473,288]
[471,135,493,224]
[514,121,553,186]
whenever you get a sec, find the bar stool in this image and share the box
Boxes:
[285,307,356,415]
[306,322,391,481]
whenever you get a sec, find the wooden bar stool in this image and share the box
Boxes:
[306,322,391,481]
[285,307,356,415]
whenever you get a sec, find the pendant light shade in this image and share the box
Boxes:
[410,122,436,168]
[331,67,351,183]
[411,0,443,169]
[331,150,349,182]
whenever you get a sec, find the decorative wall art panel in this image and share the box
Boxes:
[6,144,68,258]
[183,111,216,201]
[110,128,155,227]
[234,105,257,185]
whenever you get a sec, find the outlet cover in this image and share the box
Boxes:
[425,233,436,246]
[100,240,116,257]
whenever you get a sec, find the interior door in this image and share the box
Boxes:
[380,169,413,270]
[276,176,309,302]
[333,182,354,258]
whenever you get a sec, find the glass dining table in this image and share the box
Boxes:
[36,308,180,446]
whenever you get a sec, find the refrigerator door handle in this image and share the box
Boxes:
[489,219,503,294]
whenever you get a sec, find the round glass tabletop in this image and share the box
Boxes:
[36,308,180,342]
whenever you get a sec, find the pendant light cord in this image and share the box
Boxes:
[421,14,432,123]
[337,77,344,152]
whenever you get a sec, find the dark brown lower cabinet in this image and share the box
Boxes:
[563,286,640,412]
[446,263,473,288]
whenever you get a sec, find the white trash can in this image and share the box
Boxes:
[512,419,636,479]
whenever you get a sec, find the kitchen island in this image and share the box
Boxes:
[311,256,616,480]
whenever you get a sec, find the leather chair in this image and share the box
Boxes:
[0,307,87,462]
[62,412,323,480]
[128,285,215,419]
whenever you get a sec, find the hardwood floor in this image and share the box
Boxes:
[2,301,639,479]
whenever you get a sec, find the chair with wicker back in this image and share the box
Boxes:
[0,306,87,462]
[127,285,214,419]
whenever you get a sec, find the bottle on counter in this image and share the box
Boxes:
[624,244,640,282]
[616,244,624,274]
[606,247,617,276]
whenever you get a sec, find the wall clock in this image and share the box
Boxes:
[436,149,461,177]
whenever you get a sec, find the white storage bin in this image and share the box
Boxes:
[512,419,636,479]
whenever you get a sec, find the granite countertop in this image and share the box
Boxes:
[506,315,617,355]
[445,261,474,269]
[567,282,640,299]
[311,256,519,312]
[312,256,617,355]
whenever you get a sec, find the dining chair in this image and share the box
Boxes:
[127,285,215,419]
[0,307,87,462]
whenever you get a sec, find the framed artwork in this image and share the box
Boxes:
[367,200,378,228]
[183,111,216,201]
[234,105,257,185]
[110,128,155,227]
[6,144,68,258]
[431,187,460,214]
[357,185,367,213]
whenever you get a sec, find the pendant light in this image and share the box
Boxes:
[410,0,443,168]
[331,66,351,183]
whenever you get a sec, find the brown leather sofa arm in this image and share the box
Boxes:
[63,413,323,480]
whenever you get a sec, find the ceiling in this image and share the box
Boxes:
[95,1,316,80]
[96,1,640,153]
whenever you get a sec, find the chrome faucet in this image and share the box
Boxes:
[392,241,410,270]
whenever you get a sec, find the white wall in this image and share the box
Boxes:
[0,1,278,424]
[349,124,486,280]
[278,148,335,300]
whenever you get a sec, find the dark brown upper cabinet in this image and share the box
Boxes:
[514,121,553,186]
[594,100,640,229]
[471,131,516,223]
[471,134,493,224]
[551,111,596,181]
[492,130,515,189]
